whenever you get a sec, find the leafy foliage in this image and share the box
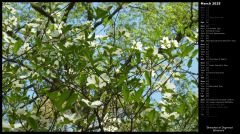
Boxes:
[2,2,198,132]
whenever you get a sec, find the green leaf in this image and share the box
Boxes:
[183,45,194,57]
[27,116,38,131]
[58,90,71,103]
[190,49,198,58]
[135,86,145,101]
[47,90,72,112]
[95,7,108,20]
[148,110,155,121]
[180,43,187,51]
[145,48,153,57]
[122,85,129,101]
[145,97,151,107]
[136,51,141,63]
[164,88,175,93]
[191,80,198,86]
[102,17,109,27]
[64,93,78,110]
[13,40,23,54]
[187,59,193,68]
[118,74,127,86]
[88,114,96,124]
[84,31,89,41]
[144,71,151,85]
[35,37,42,46]
[63,24,72,34]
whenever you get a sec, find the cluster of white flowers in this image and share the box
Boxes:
[64,113,75,121]
[63,113,80,123]
[165,81,176,90]
[124,32,130,38]
[12,80,24,88]
[103,113,122,124]
[163,93,173,99]
[64,41,73,48]
[160,37,179,49]
[86,73,110,88]
[131,40,143,51]
[51,30,62,38]
[160,100,167,105]
[112,48,122,55]
[37,57,45,62]
[81,99,103,108]
[89,41,99,47]
[9,16,18,27]
[19,72,31,79]
[4,4,17,14]
[3,32,16,44]
[49,22,64,38]
[161,111,179,119]
[131,40,165,60]
[27,23,39,28]
[2,121,25,132]
[115,67,121,74]
[82,20,94,28]
[103,125,118,132]
[26,23,40,34]
[86,74,96,85]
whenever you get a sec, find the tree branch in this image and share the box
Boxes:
[176,68,198,76]
[31,3,55,23]
[62,2,75,23]
[94,109,104,132]
[93,5,122,30]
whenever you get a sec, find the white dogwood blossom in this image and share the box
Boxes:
[163,93,173,99]
[86,73,110,88]
[161,112,179,119]
[12,80,24,88]
[99,80,107,88]
[104,125,118,132]
[160,37,179,49]
[90,101,103,108]
[82,99,103,108]
[131,40,143,51]
[171,39,179,47]
[86,75,97,86]
[165,81,176,90]
[82,99,90,106]
[51,30,61,37]
[27,23,39,28]
[100,73,110,83]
